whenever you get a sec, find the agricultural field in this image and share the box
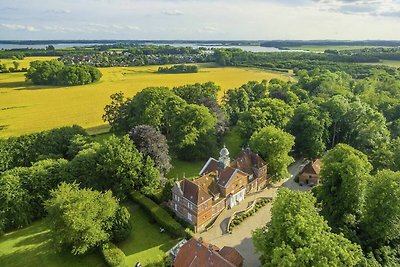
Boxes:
[0,203,178,267]
[286,45,385,52]
[0,58,290,138]
[0,56,58,69]
[362,59,400,68]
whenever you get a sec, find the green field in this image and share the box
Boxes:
[0,58,290,138]
[0,203,178,267]
[362,59,400,68]
[287,45,386,52]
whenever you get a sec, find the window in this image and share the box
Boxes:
[188,213,192,221]
[174,203,177,211]
[231,185,235,193]
[177,196,180,201]
[187,202,190,209]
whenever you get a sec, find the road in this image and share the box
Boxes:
[195,159,310,267]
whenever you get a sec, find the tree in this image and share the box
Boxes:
[361,170,400,249]
[110,206,131,243]
[250,126,295,180]
[129,125,171,176]
[169,104,216,159]
[25,60,64,85]
[252,188,363,267]
[97,135,160,198]
[316,144,372,238]
[288,102,331,159]
[0,173,31,232]
[172,82,219,103]
[102,92,130,133]
[238,98,294,140]
[45,183,119,255]
[12,61,19,70]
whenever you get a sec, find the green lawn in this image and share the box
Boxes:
[167,158,205,180]
[0,221,105,267]
[224,126,244,157]
[119,204,180,266]
[0,203,179,267]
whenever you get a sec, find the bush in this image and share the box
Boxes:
[130,191,184,237]
[101,242,126,267]
[111,206,132,243]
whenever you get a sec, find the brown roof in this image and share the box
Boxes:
[200,158,220,175]
[173,238,242,267]
[181,179,212,205]
[193,172,220,198]
[219,247,244,267]
[231,148,266,176]
[302,159,321,175]
[217,166,237,187]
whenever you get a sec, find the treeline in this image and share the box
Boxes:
[157,64,198,74]
[25,60,102,86]
[214,48,398,78]
[260,40,400,48]
[103,82,226,160]
[0,126,163,234]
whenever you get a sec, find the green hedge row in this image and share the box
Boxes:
[101,242,126,267]
[130,191,184,237]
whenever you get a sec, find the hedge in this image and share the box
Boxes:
[130,191,184,237]
[101,242,126,267]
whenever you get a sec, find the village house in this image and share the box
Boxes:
[172,237,244,267]
[170,146,269,232]
[298,159,321,186]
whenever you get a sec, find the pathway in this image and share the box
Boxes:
[195,159,310,267]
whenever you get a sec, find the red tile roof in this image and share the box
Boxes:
[219,246,244,267]
[173,238,243,267]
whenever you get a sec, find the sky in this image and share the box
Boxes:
[1,0,400,40]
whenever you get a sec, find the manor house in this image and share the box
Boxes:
[170,146,269,232]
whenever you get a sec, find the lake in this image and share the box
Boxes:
[0,42,308,53]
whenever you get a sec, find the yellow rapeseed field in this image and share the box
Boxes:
[0,59,290,137]
[0,56,59,69]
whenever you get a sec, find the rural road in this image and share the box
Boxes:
[195,159,310,267]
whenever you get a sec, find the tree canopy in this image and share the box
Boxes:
[253,188,363,267]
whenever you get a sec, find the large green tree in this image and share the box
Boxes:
[289,102,331,159]
[362,170,400,249]
[316,144,372,238]
[250,126,295,180]
[45,183,119,255]
[253,188,363,267]
[238,97,294,140]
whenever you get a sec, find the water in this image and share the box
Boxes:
[0,42,308,53]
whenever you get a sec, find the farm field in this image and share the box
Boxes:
[286,45,385,52]
[0,203,178,267]
[0,56,58,69]
[0,59,290,138]
[362,59,400,68]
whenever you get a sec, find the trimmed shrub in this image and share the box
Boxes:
[111,206,132,243]
[130,191,184,237]
[101,242,126,267]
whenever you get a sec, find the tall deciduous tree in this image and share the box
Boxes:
[253,188,363,267]
[316,144,372,238]
[289,102,331,159]
[238,98,294,140]
[129,125,171,176]
[45,183,119,255]
[250,126,294,180]
[362,170,400,248]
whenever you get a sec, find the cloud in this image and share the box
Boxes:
[44,9,71,14]
[161,9,184,16]
[197,25,217,34]
[312,0,400,17]
[0,23,38,32]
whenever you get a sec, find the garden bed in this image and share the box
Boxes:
[228,197,272,233]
